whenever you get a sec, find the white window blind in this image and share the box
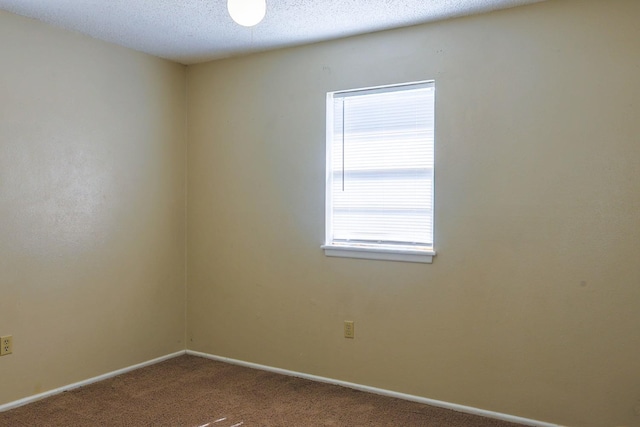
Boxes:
[324,81,435,263]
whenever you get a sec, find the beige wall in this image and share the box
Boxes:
[2,1,639,426]
[186,1,640,426]
[0,12,186,404]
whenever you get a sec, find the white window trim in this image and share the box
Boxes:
[322,244,435,263]
[322,80,436,264]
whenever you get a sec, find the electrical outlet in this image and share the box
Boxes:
[0,335,12,356]
[344,321,354,339]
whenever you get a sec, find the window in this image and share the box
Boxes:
[323,81,436,263]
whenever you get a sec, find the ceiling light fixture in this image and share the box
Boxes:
[227,0,266,27]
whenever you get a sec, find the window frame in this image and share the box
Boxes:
[322,80,436,264]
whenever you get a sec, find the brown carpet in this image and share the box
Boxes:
[0,355,523,426]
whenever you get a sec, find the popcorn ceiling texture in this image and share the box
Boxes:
[0,0,543,64]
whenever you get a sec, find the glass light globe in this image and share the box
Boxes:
[227,0,266,27]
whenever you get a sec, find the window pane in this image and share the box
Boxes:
[327,82,435,250]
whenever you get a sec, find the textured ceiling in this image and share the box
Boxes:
[0,0,544,64]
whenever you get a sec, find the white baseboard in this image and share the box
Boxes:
[187,350,562,427]
[0,350,186,412]
[0,349,563,427]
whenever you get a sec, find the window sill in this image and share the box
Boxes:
[321,245,435,264]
